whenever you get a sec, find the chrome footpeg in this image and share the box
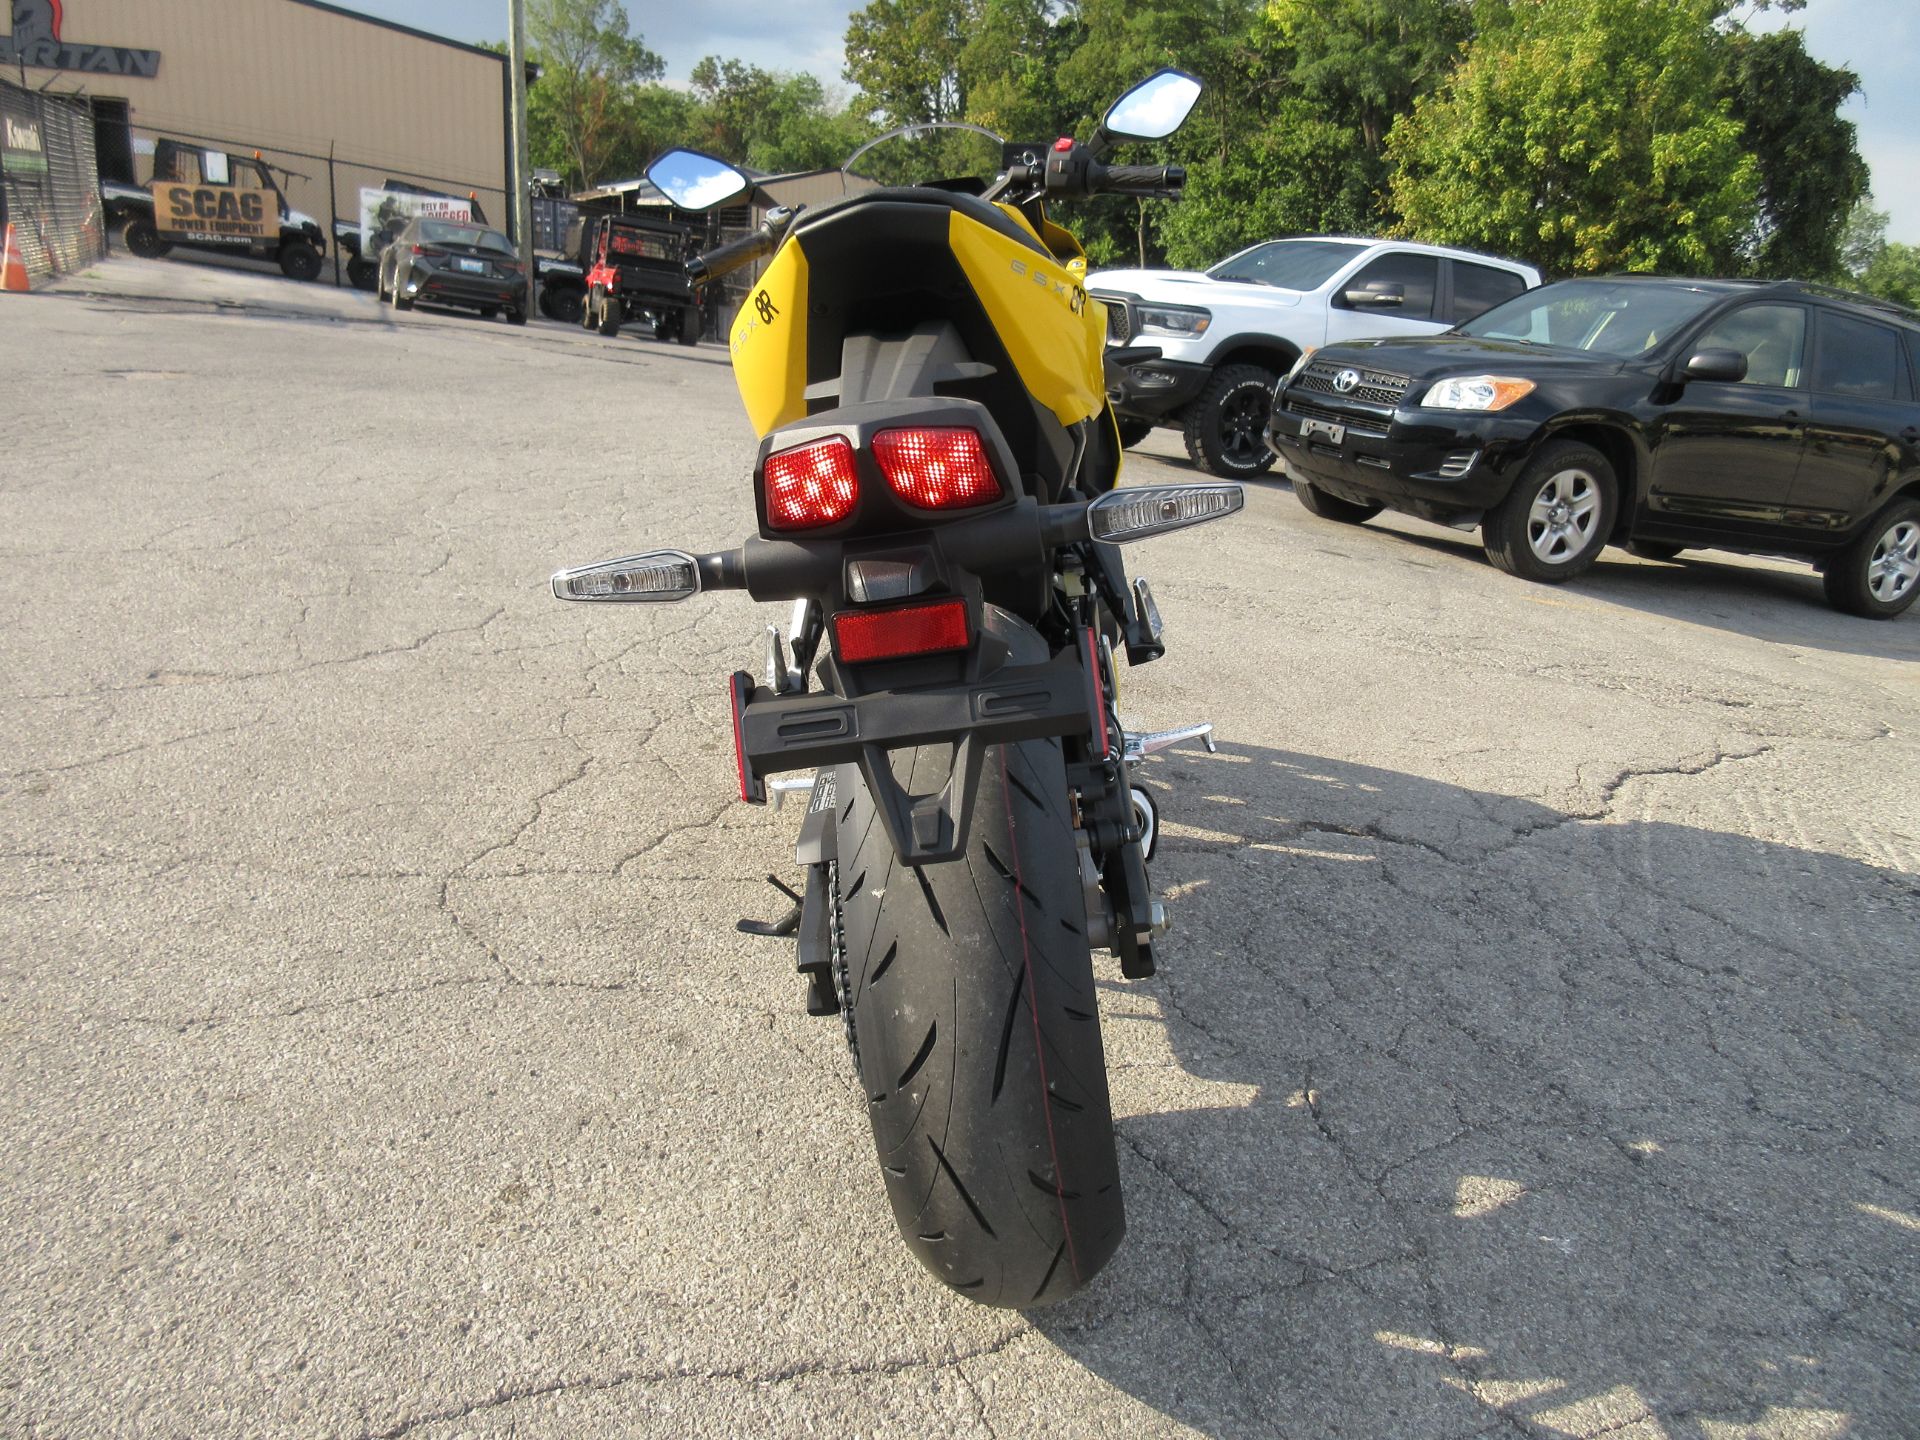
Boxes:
[1124,722,1217,762]
[768,774,817,811]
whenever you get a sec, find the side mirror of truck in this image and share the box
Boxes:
[1342,282,1405,308]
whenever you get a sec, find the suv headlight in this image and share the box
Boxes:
[1136,303,1211,338]
[1420,375,1536,411]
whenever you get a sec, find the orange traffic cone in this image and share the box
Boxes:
[0,223,28,292]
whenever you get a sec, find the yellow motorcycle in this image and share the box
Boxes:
[553,71,1242,1308]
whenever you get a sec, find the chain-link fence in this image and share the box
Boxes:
[114,118,505,289]
[0,76,106,281]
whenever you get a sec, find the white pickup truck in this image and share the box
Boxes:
[1090,237,1541,476]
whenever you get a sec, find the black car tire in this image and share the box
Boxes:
[479,306,499,319]
[1822,498,1920,619]
[121,215,170,259]
[278,240,322,283]
[507,306,528,326]
[1296,479,1382,525]
[677,304,701,346]
[1483,441,1616,583]
[1115,418,1153,449]
[1183,365,1279,477]
[346,257,378,292]
[1626,540,1684,562]
[600,294,623,339]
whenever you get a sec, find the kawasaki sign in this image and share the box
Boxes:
[3,113,47,174]
[0,1,161,78]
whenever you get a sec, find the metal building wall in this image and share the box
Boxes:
[0,0,510,264]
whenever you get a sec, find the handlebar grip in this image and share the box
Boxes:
[687,228,775,284]
[1090,162,1187,197]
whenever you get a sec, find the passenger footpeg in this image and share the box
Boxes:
[1124,722,1217,761]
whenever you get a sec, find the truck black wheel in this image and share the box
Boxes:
[346,257,377,291]
[543,286,583,325]
[836,736,1125,1309]
[1295,479,1381,525]
[121,215,170,259]
[278,240,322,282]
[1182,364,1278,478]
[677,304,702,346]
[1115,418,1153,449]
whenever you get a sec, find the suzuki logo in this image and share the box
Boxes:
[1332,369,1362,394]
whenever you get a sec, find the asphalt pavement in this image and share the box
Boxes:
[2,257,1916,1439]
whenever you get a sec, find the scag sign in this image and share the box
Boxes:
[153,183,274,243]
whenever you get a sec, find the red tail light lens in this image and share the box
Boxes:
[764,437,859,530]
[834,599,971,664]
[871,428,1002,510]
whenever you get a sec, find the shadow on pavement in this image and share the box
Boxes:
[1032,741,1916,1437]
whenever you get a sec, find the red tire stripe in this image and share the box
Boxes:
[997,747,1081,1286]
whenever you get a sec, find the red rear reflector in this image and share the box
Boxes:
[871,428,1002,510]
[834,600,971,664]
[764,437,859,530]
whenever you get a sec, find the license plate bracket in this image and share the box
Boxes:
[1300,416,1345,446]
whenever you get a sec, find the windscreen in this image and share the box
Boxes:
[1460,279,1729,356]
[420,221,514,254]
[1207,240,1365,290]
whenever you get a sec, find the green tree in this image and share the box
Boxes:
[1860,243,1920,309]
[528,0,665,188]
[689,58,873,172]
[1386,0,1758,274]
[1839,196,1889,277]
[845,0,970,124]
[1722,28,1867,279]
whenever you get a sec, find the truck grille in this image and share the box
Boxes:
[1287,399,1391,438]
[1090,291,1133,344]
[1297,361,1411,407]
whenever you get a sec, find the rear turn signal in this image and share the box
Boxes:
[834,599,970,664]
[764,436,859,530]
[872,427,1002,510]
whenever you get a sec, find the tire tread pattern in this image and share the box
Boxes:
[838,738,1124,1308]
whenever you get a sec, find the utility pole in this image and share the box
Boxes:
[508,0,534,312]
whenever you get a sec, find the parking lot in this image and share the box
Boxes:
[2,260,1916,1439]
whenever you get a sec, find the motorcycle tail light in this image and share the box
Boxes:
[764,437,859,530]
[871,428,1002,510]
[834,599,970,664]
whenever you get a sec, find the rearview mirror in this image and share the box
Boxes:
[1683,348,1748,385]
[1103,69,1203,142]
[645,149,751,212]
[1343,282,1405,308]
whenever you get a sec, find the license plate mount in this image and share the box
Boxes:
[458,258,485,274]
[1300,417,1345,446]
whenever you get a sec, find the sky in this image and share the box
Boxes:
[356,0,1918,244]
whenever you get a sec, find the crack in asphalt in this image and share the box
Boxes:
[349,1330,1030,1440]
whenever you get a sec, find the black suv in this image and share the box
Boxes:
[1265,276,1920,618]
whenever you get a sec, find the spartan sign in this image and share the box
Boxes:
[1,0,162,77]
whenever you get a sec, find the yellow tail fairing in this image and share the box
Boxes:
[728,238,811,436]
[947,208,1106,430]
[722,190,1109,446]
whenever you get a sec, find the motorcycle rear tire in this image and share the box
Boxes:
[836,736,1124,1308]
